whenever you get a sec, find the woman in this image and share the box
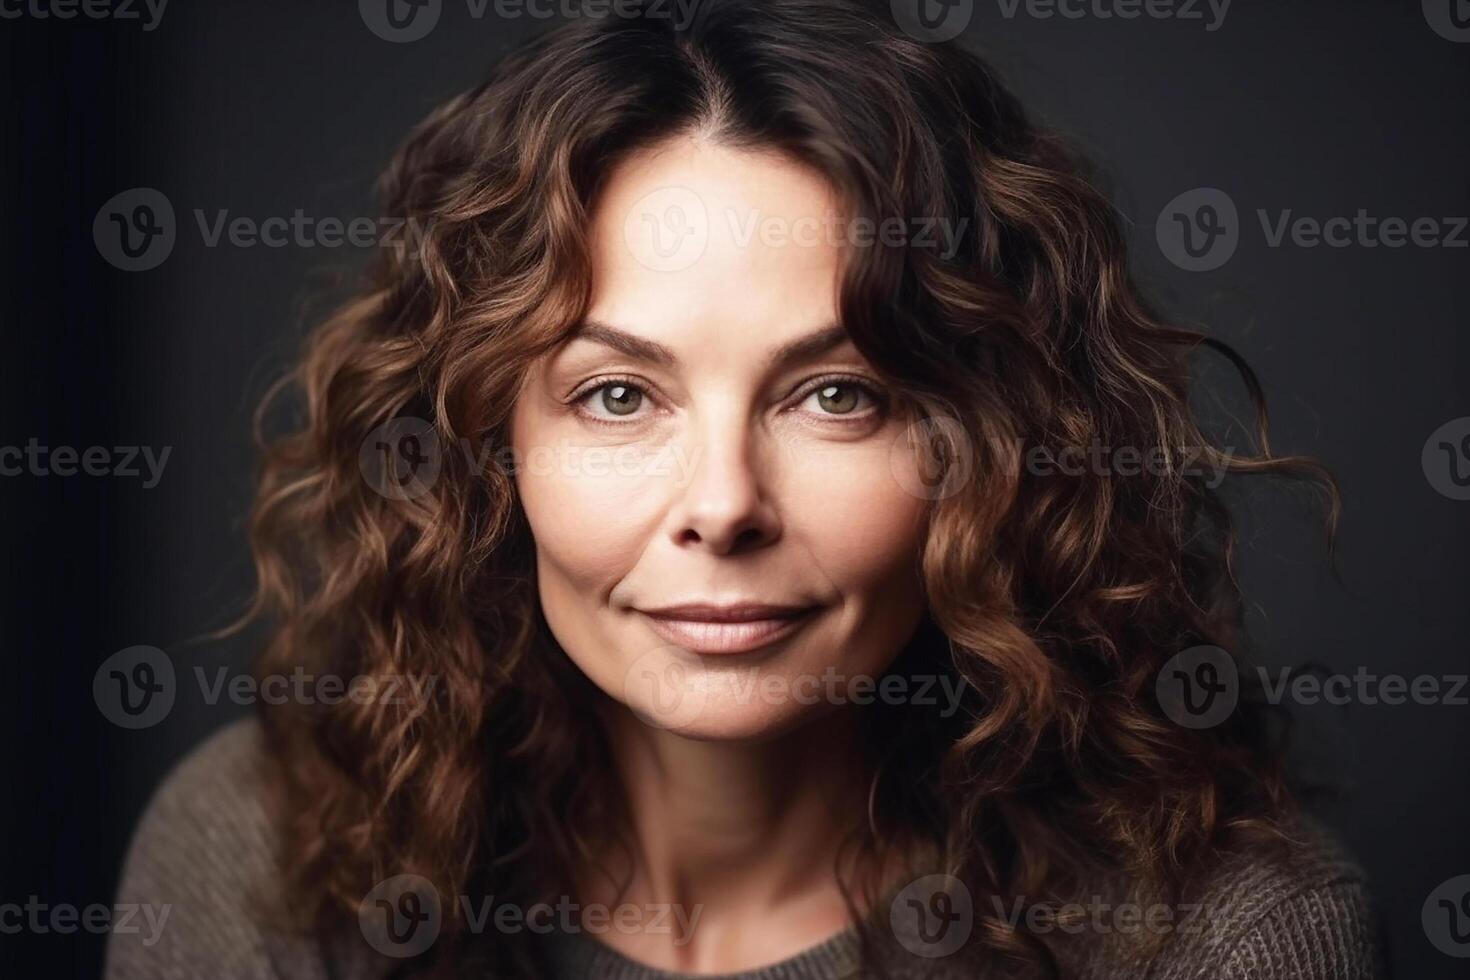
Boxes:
[107,1,1382,977]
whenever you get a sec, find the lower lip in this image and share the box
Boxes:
[638,610,816,655]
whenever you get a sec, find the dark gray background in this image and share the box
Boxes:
[2,1,1466,976]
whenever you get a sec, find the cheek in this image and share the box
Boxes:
[782,436,928,595]
[514,448,662,593]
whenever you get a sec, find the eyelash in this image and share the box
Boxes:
[567,373,887,428]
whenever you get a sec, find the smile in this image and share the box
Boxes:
[635,603,818,655]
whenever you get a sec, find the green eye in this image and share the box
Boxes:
[599,383,643,416]
[813,383,861,415]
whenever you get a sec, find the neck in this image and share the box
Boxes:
[575,700,873,971]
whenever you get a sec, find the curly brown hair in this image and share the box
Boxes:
[241,1,1337,976]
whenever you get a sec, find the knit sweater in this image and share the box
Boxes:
[105,719,1385,980]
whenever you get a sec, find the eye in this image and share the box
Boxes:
[796,377,883,419]
[574,379,649,423]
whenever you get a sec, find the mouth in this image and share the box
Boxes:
[635,602,819,655]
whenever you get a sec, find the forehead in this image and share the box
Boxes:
[584,136,848,353]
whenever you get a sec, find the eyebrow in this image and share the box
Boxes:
[570,319,854,368]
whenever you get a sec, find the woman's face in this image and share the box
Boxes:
[510,136,930,740]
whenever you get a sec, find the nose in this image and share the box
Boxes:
[666,415,782,556]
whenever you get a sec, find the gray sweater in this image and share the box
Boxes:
[106,720,1385,979]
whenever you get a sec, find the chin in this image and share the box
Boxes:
[628,695,829,743]
[617,648,872,744]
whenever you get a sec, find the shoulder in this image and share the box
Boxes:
[105,718,380,980]
[120,715,273,856]
[1139,816,1384,980]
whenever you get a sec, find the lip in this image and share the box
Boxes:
[636,603,818,655]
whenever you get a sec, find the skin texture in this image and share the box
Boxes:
[507,135,932,971]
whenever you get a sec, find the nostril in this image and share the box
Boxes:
[731,527,765,552]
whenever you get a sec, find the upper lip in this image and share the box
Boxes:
[637,602,815,622]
